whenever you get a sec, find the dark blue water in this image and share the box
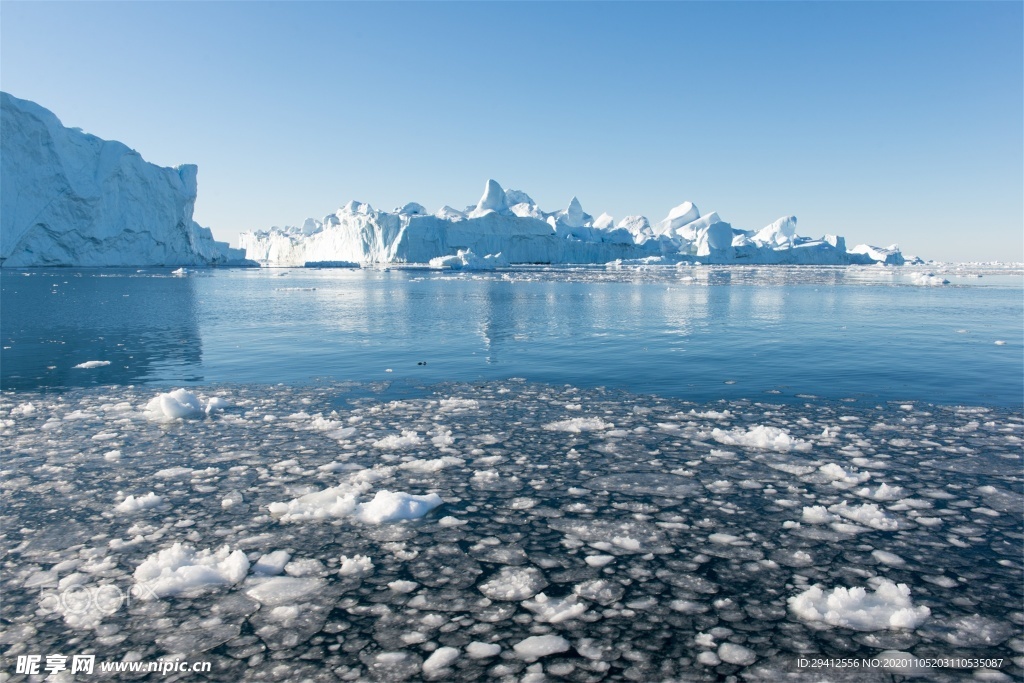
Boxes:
[2,266,1021,406]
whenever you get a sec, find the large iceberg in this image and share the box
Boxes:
[0,92,247,267]
[240,180,906,267]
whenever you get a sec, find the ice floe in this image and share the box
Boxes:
[133,543,249,599]
[788,579,931,630]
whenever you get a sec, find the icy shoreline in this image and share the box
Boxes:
[1,380,1020,681]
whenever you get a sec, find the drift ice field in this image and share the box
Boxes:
[1,262,1022,682]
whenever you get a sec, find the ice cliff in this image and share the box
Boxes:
[1,92,246,267]
[240,180,906,268]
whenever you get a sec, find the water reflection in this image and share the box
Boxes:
[2,266,1019,406]
[1,270,202,389]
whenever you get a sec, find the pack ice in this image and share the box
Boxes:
[240,179,908,267]
[0,92,248,267]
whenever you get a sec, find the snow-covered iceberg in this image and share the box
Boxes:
[0,92,249,267]
[240,179,906,267]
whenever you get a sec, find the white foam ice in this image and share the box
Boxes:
[828,501,900,531]
[338,554,374,577]
[422,646,459,675]
[372,431,424,449]
[909,272,950,286]
[789,579,930,630]
[711,425,811,452]
[356,490,443,524]
[252,550,291,575]
[522,592,589,623]
[543,417,613,432]
[478,566,548,601]
[818,463,871,487]
[802,506,838,524]
[143,389,230,421]
[856,483,906,501]
[429,249,508,271]
[465,642,502,659]
[243,576,325,606]
[133,543,249,599]
[114,492,163,513]
[268,468,441,525]
[513,634,571,661]
[718,642,757,665]
[399,456,464,473]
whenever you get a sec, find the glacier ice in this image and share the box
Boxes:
[0,92,248,267]
[240,178,908,267]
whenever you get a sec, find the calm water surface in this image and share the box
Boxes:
[2,265,1021,406]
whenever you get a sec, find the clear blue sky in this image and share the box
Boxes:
[2,1,1021,261]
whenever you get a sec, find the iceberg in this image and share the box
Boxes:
[240,179,906,267]
[0,92,249,267]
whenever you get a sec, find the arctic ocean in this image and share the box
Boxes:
[1,263,1022,682]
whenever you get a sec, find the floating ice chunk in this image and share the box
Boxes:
[522,592,588,623]
[513,634,571,661]
[253,550,291,575]
[697,651,721,666]
[74,360,110,369]
[711,425,811,452]
[689,409,732,420]
[543,417,613,432]
[708,533,745,545]
[243,576,325,606]
[871,550,905,566]
[134,543,249,599]
[573,579,625,606]
[429,249,507,271]
[438,515,466,527]
[356,490,443,524]
[143,388,204,421]
[939,615,1015,647]
[338,554,374,577]
[373,431,424,449]
[466,642,501,659]
[205,396,230,414]
[717,642,757,666]
[584,555,614,567]
[268,481,366,521]
[388,580,418,593]
[909,272,949,286]
[828,502,899,531]
[819,463,871,486]
[439,397,480,412]
[155,466,193,478]
[802,506,838,524]
[10,402,36,416]
[856,483,905,501]
[284,558,326,577]
[994,340,1006,346]
[422,646,459,675]
[115,492,163,513]
[399,456,464,473]
[478,566,548,601]
[788,579,930,630]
